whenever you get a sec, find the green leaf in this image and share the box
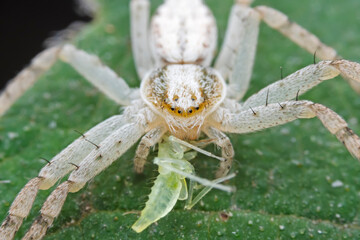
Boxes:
[1,0,360,239]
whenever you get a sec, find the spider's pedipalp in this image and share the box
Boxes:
[134,126,167,173]
[242,60,360,109]
[203,126,234,177]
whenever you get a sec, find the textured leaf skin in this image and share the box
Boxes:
[0,0,360,239]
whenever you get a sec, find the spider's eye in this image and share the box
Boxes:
[195,107,199,110]
[171,107,175,111]
[188,109,193,113]
[178,110,182,114]
[173,95,179,102]
[191,95,197,101]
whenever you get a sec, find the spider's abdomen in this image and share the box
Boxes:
[150,0,217,67]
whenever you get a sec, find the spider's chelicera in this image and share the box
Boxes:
[1,0,360,239]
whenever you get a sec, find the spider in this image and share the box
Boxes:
[1,0,360,239]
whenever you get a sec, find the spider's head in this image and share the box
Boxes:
[141,64,226,119]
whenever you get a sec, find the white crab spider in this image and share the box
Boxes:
[1,0,360,239]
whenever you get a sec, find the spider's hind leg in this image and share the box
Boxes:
[254,5,360,93]
[0,47,60,117]
[0,44,138,117]
[130,0,154,79]
[215,3,260,101]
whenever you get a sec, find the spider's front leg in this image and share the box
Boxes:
[212,100,360,161]
[203,126,234,178]
[0,115,126,240]
[208,59,360,177]
[242,60,360,109]
[23,122,148,240]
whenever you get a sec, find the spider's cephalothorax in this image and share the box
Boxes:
[1,0,360,239]
[141,64,226,140]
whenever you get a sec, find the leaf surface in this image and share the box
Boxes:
[1,0,360,239]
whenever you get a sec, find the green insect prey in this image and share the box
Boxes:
[132,135,235,232]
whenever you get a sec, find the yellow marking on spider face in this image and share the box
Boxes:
[159,101,207,118]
